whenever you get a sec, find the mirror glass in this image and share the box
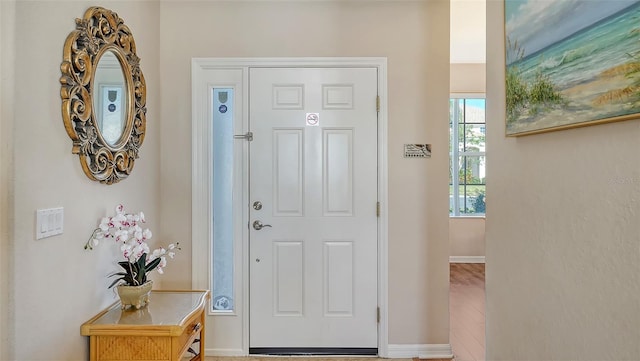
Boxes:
[93,50,128,147]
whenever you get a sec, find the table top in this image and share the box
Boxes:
[81,290,209,336]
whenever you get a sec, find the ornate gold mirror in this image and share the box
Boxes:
[60,7,146,184]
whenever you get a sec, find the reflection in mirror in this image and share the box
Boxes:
[93,51,128,146]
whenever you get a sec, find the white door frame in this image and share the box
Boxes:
[192,57,389,356]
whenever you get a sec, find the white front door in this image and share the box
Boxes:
[249,67,379,352]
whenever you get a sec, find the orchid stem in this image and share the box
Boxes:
[84,228,99,250]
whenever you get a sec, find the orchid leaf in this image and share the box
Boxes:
[108,278,124,289]
[134,253,148,285]
[145,257,161,273]
[136,253,147,269]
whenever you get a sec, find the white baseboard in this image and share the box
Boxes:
[387,344,453,359]
[205,348,246,356]
[449,256,485,263]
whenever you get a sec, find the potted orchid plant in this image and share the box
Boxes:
[85,204,179,309]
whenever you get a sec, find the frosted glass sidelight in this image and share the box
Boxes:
[212,88,234,312]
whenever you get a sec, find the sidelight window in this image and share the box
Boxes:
[212,88,235,312]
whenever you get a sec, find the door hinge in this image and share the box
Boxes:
[376,95,380,113]
[234,132,253,142]
[376,202,381,217]
[377,307,381,323]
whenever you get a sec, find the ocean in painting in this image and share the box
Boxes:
[506,1,640,134]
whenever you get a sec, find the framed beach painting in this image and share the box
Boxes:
[504,0,640,136]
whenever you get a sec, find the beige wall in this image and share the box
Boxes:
[159,0,451,349]
[486,1,640,360]
[450,63,485,94]
[449,218,485,258]
[0,1,13,359]
[450,0,485,64]
[4,1,160,359]
[449,63,486,259]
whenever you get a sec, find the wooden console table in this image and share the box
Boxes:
[81,290,210,361]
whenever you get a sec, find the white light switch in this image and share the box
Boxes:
[36,207,64,240]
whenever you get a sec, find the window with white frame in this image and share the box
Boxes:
[450,97,486,216]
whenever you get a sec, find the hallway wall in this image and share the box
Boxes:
[486,1,640,359]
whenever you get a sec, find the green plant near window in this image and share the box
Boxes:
[473,192,486,214]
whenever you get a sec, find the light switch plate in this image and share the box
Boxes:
[36,207,64,240]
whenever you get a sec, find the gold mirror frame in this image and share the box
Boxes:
[60,7,146,184]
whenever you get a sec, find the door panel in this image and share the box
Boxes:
[323,129,354,216]
[273,241,304,316]
[249,67,378,350]
[324,240,354,316]
[273,129,304,216]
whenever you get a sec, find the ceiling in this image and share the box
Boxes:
[450,0,486,64]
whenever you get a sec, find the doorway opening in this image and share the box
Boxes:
[192,58,389,356]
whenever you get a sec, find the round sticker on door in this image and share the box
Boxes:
[306,113,320,126]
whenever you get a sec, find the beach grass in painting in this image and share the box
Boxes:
[505,0,640,135]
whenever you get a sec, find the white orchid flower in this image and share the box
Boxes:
[99,217,111,231]
[85,205,180,287]
[113,213,126,225]
[149,247,164,261]
[114,230,129,243]
[121,243,132,261]
[166,243,180,259]
[115,204,125,214]
[132,243,148,260]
